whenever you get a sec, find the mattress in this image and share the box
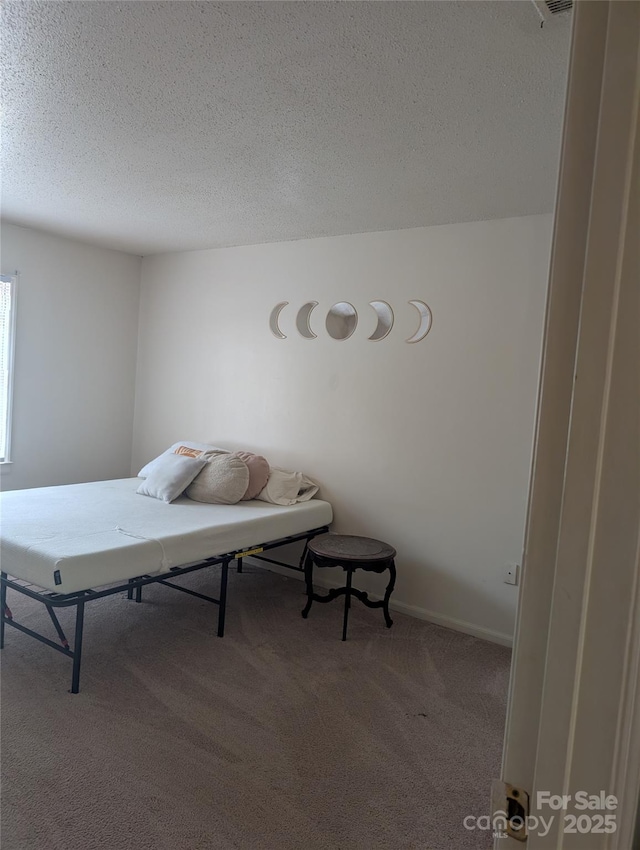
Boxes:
[0,478,333,594]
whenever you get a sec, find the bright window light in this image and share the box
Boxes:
[0,274,17,463]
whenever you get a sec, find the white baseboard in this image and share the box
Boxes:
[384,597,513,647]
[242,557,514,648]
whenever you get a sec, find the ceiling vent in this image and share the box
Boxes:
[531,0,573,25]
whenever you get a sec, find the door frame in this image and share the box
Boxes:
[499,1,640,846]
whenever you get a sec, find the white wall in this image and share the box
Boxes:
[1,223,141,491]
[133,214,551,643]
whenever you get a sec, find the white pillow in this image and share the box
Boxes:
[137,453,207,503]
[138,442,227,478]
[255,467,319,506]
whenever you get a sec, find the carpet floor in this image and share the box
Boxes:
[1,566,510,850]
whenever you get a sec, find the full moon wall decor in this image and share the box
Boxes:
[269,301,432,343]
[326,302,358,340]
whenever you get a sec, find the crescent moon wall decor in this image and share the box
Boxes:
[296,301,318,339]
[367,300,394,341]
[406,300,433,343]
[269,302,289,339]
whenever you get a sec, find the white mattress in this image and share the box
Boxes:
[0,478,332,594]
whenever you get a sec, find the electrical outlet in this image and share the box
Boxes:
[504,564,520,586]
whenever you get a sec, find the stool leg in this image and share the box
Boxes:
[301,552,314,619]
[342,569,353,641]
[383,560,396,628]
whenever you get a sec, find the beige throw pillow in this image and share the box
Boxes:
[186,454,250,505]
[232,452,270,500]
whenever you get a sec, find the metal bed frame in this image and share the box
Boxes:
[0,525,329,694]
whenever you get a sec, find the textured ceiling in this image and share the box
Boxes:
[1,1,571,255]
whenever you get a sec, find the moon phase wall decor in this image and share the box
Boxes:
[326,302,358,340]
[368,301,394,341]
[296,302,319,339]
[269,302,289,339]
[406,300,433,344]
[269,300,432,342]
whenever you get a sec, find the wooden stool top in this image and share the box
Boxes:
[308,533,396,563]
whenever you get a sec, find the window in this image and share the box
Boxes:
[0,274,17,463]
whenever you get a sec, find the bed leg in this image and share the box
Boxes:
[236,558,242,574]
[0,572,7,649]
[299,540,310,570]
[301,551,314,619]
[70,601,85,694]
[127,579,134,600]
[45,605,70,649]
[217,561,229,638]
[135,585,143,604]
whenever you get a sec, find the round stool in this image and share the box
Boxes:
[301,533,396,641]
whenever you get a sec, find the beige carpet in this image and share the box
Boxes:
[1,565,510,850]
